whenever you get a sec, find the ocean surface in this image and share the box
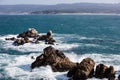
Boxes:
[0,14,120,80]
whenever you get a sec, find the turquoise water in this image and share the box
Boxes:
[0,15,120,80]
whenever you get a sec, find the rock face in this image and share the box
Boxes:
[13,37,31,46]
[37,30,55,44]
[31,46,76,72]
[67,58,95,80]
[5,28,56,45]
[95,64,115,79]
[17,28,39,38]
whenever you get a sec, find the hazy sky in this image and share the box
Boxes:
[0,0,119,5]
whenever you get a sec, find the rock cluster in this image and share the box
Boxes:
[95,64,115,80]
[31,46,76,72]
[5,28,56,46]
[31,46,116,80]
[37,30,55,44]
[17,28,39,38]
[67,58,95,80]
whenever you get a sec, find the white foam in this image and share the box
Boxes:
[2,53,68,80]
[0,34,79,52]
[0,34,120,80]
[1,52,119,80]
[65,52,120,80]
[0,34,103,52]
[2,41,79,52]
[0,34,17,41]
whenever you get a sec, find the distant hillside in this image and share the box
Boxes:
[0,3,120,14]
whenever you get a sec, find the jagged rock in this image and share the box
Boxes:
[24,37,31,43]
[108,66,115,80]
[67,58,95,80]
[13,38,25,46]
[95,64,108,78]
[31,46,76,72]
[17,28,39,38]
[5,37,16,41]
[13,37,31,46]
[95,64,115,79]
[37,30,55,44]
[5,28,56,45]
[37,35,46,41]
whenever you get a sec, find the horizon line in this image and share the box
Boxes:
[0,2,119,5]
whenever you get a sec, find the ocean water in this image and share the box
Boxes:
[0,14,120,80]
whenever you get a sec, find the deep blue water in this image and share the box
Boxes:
[0,15,120,80]
[0,15,120,37]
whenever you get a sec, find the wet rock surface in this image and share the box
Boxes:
[5,28,56,46]
[31,46,76,72]
[67,58,95,80]
[95,64,115,80]
[17,28,39,38]
[31,46,116,80]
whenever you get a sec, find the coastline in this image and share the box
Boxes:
[58,13,120,15]
[1,12,120,16]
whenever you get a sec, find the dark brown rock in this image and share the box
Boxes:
[95,64,115,79]
[5,37,16,41]
[5,28,56,46]
[37,35,47,41]
[31,56,35,59]
[67,58,95,80]
[67,63,78,78]
[95,64,108,78]
[13,38,25,46]
[31,46,76,72]
[24,37,31,43]
[37,30,55,44]
[17,28,39,38]
[13,37,31,46]
[107,66,115,80]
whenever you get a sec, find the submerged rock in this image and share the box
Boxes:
[67,58,95,80]
[95,64,115,79]
[31,46,76,72]
[5,37,16,41]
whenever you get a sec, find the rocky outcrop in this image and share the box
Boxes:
[95,64,115,79]
[5,28,56,45]
[17,28,39,38]
[5,37,16,41]
[37,30,55,44]
[67,58,95,80]
[31,46,76,72]
[13,37,31,46]
[30,46,116,80]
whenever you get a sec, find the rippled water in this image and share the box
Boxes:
[0,15,120,80]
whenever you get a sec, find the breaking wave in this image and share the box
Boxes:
[0,33,120,80]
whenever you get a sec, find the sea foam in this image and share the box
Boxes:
[1,52,119,80]
[0,34,120,80]
[0,34,79,52]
